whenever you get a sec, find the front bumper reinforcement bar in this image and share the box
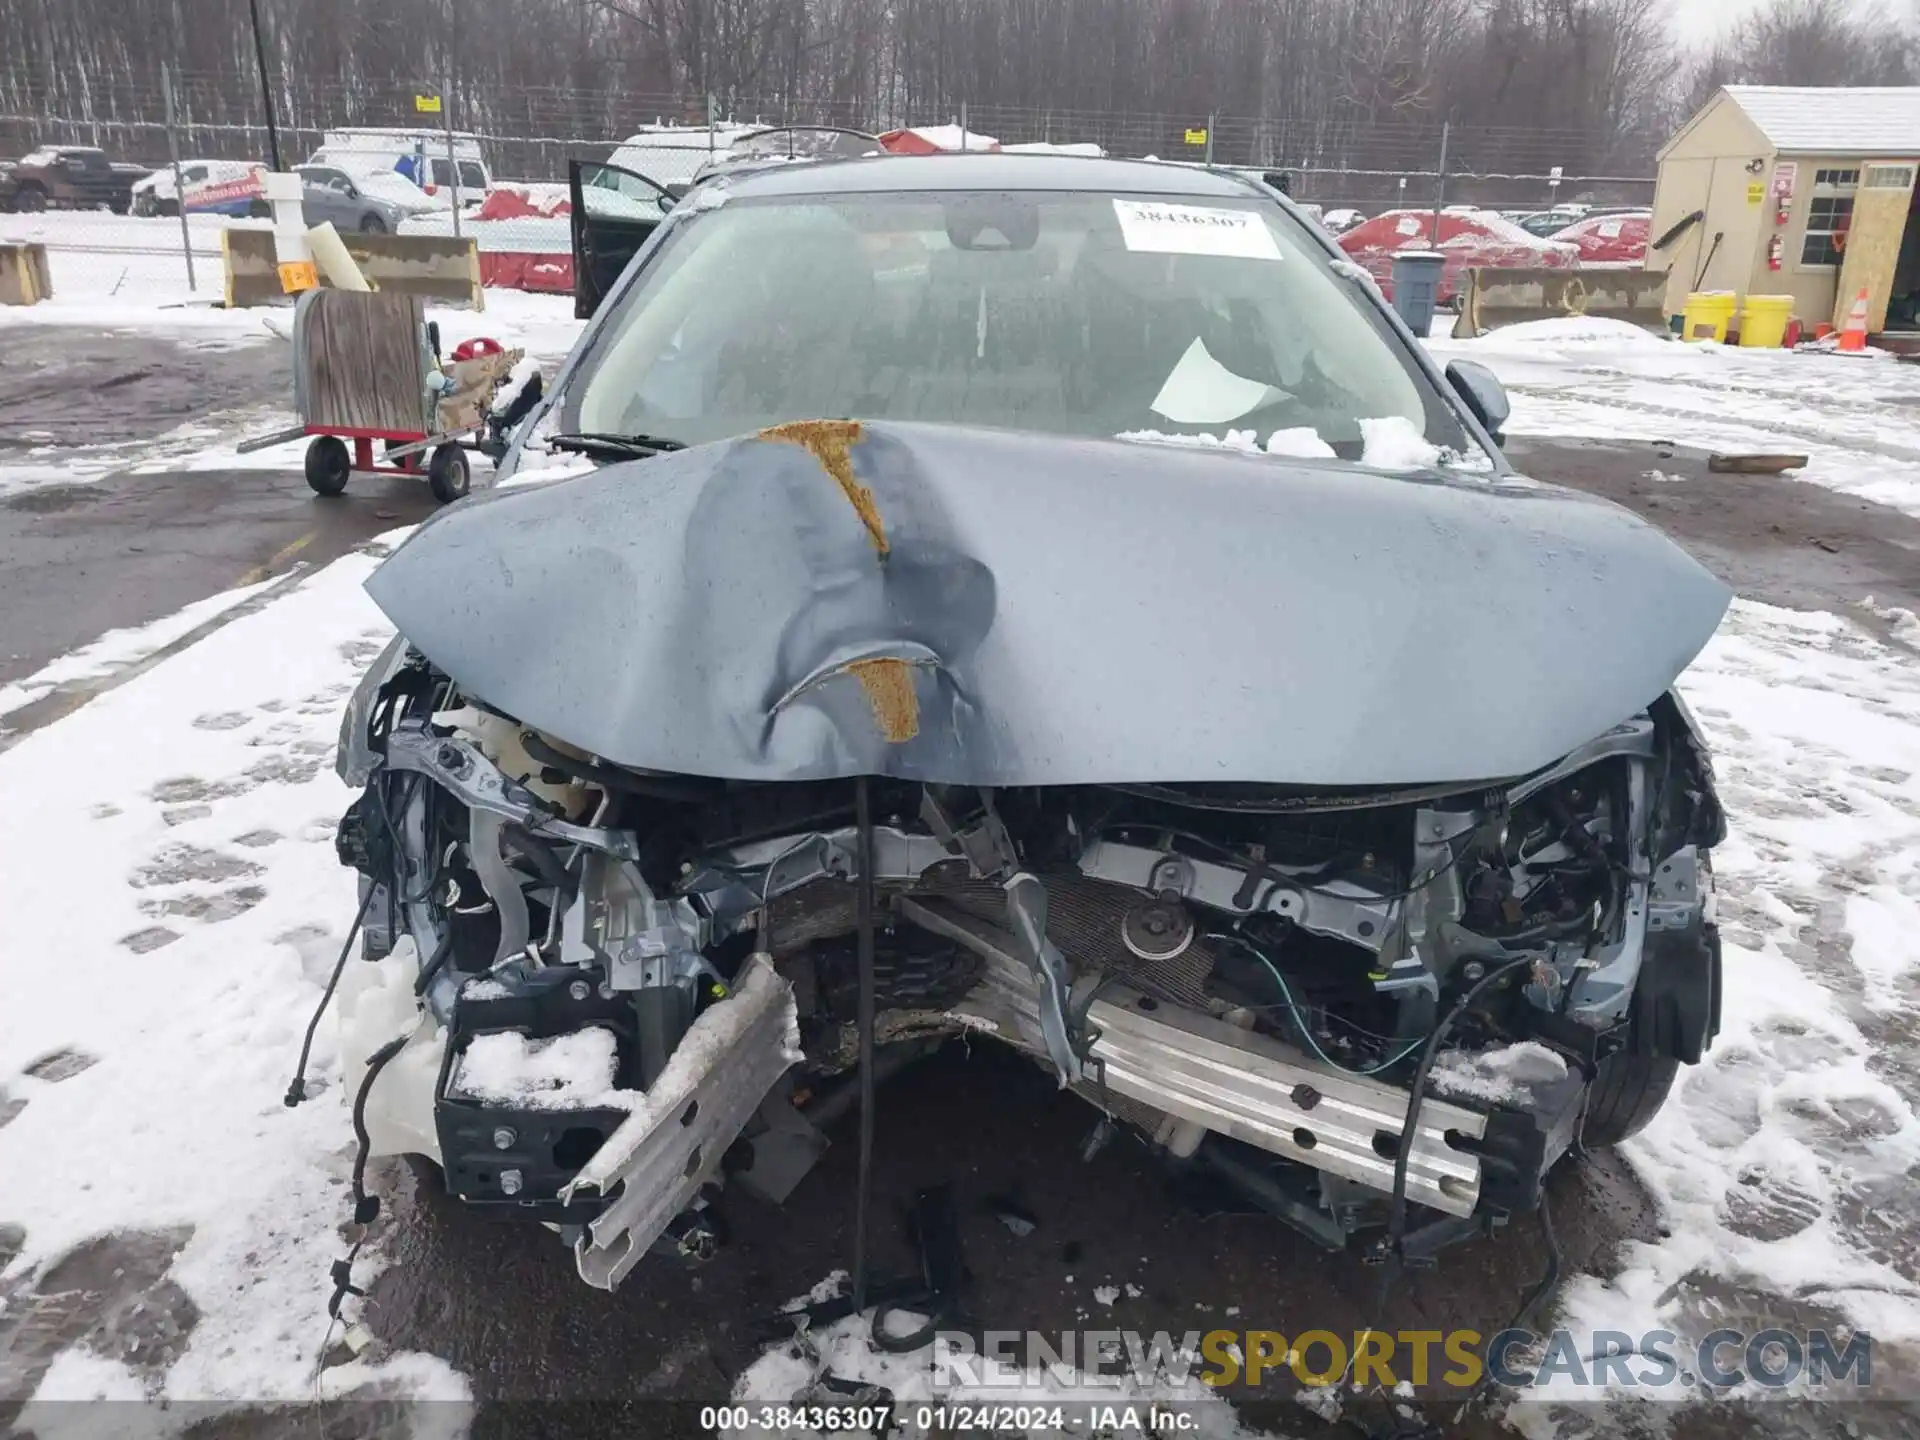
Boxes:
[558,955,800,1289]
[909,899,1488,1217]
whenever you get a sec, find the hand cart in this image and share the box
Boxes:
[239,290,522,505]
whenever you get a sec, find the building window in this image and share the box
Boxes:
[1813,167,1860,188]
[1802,195,1854,266]
[1865,163,1917,190]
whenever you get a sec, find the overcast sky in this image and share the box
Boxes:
[1667,0,1877,45]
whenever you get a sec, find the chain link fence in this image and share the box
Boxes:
[0,62,1656,304]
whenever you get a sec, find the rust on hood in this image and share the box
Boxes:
[846,656,920,743]
[759,419,887,555]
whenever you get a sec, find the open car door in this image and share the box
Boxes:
[569,159,677,320]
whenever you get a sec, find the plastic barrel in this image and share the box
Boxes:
[1738,294,1795,348]
[1681,290,1737,343]
[1390,251,1447,335]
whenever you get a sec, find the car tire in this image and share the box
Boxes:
[360,213,387,234]
[158,199,179,218]
[305,436,352,497]
[248,199,270,219]
[402,1152,449,1196]
[427,442,470,503]
[1581,1049,1679,1148]
[14,183,46,213]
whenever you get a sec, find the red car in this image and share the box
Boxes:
[1338,208,1578,302]
[1549,211,1651,266]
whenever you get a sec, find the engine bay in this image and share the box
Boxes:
[330,641,1725,1285]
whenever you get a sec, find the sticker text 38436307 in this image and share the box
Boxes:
[1112,199,1283,261]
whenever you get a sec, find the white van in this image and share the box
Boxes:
[307,128,492,205]
[607,122,764,194]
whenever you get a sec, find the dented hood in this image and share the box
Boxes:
[364,420,1730,786]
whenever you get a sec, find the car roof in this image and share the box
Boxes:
[718,151,1271,202]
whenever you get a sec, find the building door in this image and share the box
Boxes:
[1834,161,1919,333]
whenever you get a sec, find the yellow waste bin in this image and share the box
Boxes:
[1682,291,1737,342]
[1739,294,1795,348]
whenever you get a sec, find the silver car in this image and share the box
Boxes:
[323,153,1730,1295]
[293,164,408,233]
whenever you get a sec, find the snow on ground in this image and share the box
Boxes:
[1504,598,1920,1420]
[0,577,278,725]
[1430,317,1920,518]
[3,301,1920,1429]
[0,215,584,490]
[0,541,475,1423]
[736,1283,1283,1439]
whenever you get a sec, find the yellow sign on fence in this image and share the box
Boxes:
[1185,127,1208,146]
[415,94,443,114]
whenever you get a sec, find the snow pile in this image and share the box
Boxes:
[1114,427,1335,459]
[1520,598,1920,1415]
[779,1269,851,1313]
[1429,1041,1569,1104]
[1002,141,1105,157]
[735,1304,1282,1438]
[1358,414,1444,471]
[0,545,471,1412]
[1440,209,1578,253]
[1860,595,1920,650]
[887,124,1002,153]
[1429,315,1920,518]
[449,1028,622,1108]
[1463,315,1672,348]
[1117,427,1260,453]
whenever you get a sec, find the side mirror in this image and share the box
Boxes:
[1445,359,1510,444]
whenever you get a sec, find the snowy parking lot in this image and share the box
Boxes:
[3,265,1920,1438]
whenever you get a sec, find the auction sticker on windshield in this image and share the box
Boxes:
[1113,199,1282,260]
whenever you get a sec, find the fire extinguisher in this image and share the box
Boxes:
[1768,234,1784,271]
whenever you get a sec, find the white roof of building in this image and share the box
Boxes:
[1724,86,1920,157]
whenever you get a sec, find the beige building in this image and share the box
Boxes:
[1648,85,1920,335]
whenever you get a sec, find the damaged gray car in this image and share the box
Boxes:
[321,154,1730,1292]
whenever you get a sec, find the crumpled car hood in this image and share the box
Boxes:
[364,419,1730,786]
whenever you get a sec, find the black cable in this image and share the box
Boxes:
[1453,1191,1561,1424]
[284,879,381,1107]
[1356,955,1537,1378]
[350,1034,411,1220]
[503,824,579,901]
[365,771,433,904]
[411,928,457,997]
[871,1299,948,1353]
[851,775,878,1314]
[327,1031,411,1323]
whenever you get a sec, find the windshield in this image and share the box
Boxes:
[569,188,1475,462]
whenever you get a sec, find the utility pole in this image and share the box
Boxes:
[1430,121,1450,243]
[161,63,196,291]
[246,0,282,171]
[443,57,462,240]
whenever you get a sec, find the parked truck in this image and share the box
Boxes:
[0,146,148,213]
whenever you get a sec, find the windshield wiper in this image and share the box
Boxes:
[544,431,688,459]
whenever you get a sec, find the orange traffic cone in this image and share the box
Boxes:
[1837,288,1870,353]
